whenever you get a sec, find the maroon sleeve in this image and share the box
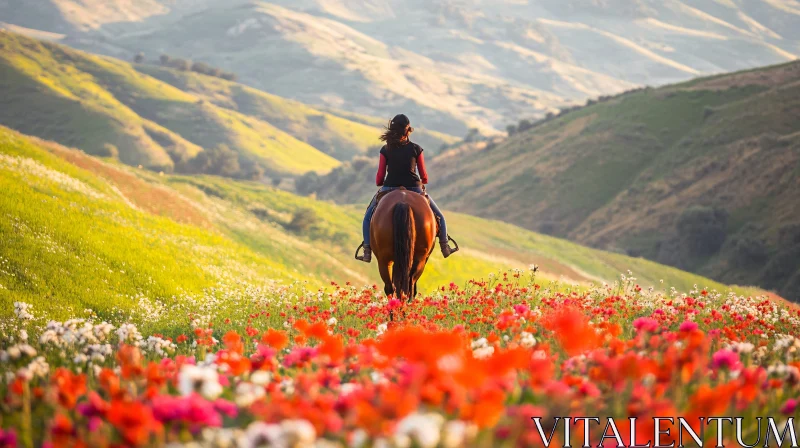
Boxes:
[417,152,428,184]
[376,153,387,186]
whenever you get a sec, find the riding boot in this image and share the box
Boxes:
[356,245,372,263]
[440,240,458,258]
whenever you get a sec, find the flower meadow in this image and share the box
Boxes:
[1,270,800,448]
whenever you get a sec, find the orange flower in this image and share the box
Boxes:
[261,329,289,350]
[51,368,87,408]
[305,321,329,340]
[117,344,144,379]
[216,349,252,376]
[685,383,737,423]
[145,362,167,389]
[543,308,602,356]
[466,387,505,428]
[223,330,245,354]
[98,368,123,399]
[318,335,345,364]
[106,400,160,446]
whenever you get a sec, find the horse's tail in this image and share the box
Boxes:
[392,202,416,300]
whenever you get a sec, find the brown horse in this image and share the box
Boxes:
[370,189,437,300]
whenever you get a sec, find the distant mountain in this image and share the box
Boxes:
[3,0,798,136]
[426,60,800,300]
[0,31,454,177]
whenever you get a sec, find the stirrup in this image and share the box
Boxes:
[445,235,459,254]
[354,242,365,260]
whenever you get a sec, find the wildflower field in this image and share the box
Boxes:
[1,269,799,448]
[0,118,795,447]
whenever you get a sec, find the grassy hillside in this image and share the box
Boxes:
[423,60,800,300]
[135,65,458,160]
[0,31,378,177]
[0,126,763,326]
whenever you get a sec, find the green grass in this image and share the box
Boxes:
[0,126,765,328]
[137,65,388,161]
[0,31,342,175]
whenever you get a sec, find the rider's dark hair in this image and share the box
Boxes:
[380,114,412,149]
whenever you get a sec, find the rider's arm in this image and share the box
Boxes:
[376,154,387,186]
[417,152,429,184]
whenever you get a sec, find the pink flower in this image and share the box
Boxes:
[151,395,189,423]
[679,321,699,332]
[0,429,17,448]
[633,317,659,333]
[184,394,222,428]
[88,417,103,432]
[514,304,530,315]
[387,299,402,310]
[578,381,601,398]
[711,349,742,371]
[213,399,238,418]
[781,399,798,415]
[282,346,319,368]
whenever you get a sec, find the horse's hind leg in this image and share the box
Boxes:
[379,261,393,298]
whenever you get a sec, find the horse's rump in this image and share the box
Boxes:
[370,190,437,301]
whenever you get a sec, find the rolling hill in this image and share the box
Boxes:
[4,0,798,136]
[423,60,800,301]
[0,31,456,179]
[0,125,764,325]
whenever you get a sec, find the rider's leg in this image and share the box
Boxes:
[357,187,394,262]
[362,197,377,248]
[357,196,377,263]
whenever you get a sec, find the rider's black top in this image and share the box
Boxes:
[380,142,423,189]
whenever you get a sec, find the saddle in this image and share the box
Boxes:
[374,186,430,208]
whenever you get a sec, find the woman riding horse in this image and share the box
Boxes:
[356,114,458,263]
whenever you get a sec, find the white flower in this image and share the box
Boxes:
[470,338,488,350]
[520,332,537,349]
[250,370,271,386]
[14,302,34,321]
[145,336,177,357]
[280,378,295,395]
[26,357,49,378]
[472,346,494,359]
[280,419,316,447]
[178,364,222,400]
[376,323,388,336]
[340,383,359,396]
[442,420,477,448]
[327,317,338,327]
[394,413,444,448]
[235,382,266,407]
[116,323,143,346]
[349,429,368,448]
[201,379,223,400]
[241,422,282,448]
